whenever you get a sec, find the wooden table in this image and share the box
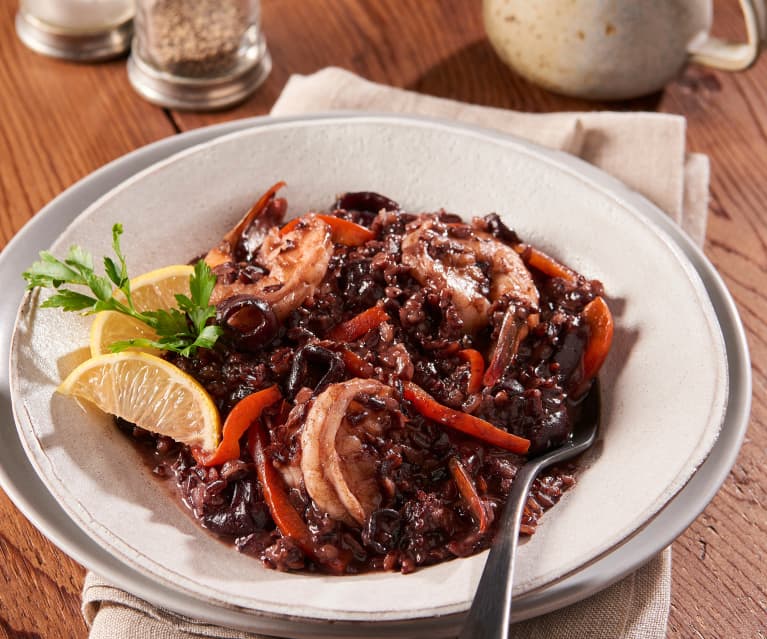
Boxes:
[1,0,764,637]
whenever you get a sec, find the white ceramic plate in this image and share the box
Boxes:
[6,115,740,634]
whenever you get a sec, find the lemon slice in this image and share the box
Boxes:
[89,264,194,357]
[58,351,220,451]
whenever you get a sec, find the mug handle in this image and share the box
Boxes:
[688,0,765,70]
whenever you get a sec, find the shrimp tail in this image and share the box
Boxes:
[483,306,538,387]
[205,181,287,267]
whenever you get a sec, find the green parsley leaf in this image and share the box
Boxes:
[23,251,84,288]
[64,245,94,274]
[144,308,190,337]
[195,325,224,349]
[22,224,221,357]
[40,290,99,312]
[190,259,216,309]
[109,337,168,353]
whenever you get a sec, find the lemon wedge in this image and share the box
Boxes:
[89,264,195,357]
[58,351,220,452]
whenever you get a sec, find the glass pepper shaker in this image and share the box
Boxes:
[15,0,134,61]
[128,0,271,110]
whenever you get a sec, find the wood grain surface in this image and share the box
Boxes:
[0,0,764,637]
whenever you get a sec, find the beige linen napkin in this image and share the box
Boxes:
[83,67,710,638]
[83,550,671,639]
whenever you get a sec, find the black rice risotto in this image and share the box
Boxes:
[119,185,612,575]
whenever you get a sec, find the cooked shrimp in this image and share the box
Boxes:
[210,214,334,321]
[205,181,287,268]
[401,218,538,333]
[401,218,539,386]
[300,379,392,526]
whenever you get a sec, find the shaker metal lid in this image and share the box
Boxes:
[15,10,132,62]
[127,34,272,111]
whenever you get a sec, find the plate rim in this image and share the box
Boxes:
[0,112,752,636]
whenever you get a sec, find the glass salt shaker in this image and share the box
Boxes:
[16,0,134,61]
[128,0,271,110]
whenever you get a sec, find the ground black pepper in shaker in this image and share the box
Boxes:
[128,0,270,110]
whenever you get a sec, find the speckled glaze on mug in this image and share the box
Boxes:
[484,0,765,99]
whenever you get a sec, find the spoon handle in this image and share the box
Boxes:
[457,458,544,639]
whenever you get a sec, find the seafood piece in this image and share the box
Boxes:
[204,183,334,321]
[300,379,393,526]
[205,182,288,268]
[215,295,279,352]
[333,191,400,214]
[401,218,538,334]
[210,214,334,321]
[286,343,345,398]
[401,218,539,386]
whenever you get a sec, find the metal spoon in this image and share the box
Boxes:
[458,388,600,639]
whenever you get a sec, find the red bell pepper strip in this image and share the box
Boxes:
[402,382,530,455]
[329,304,390,342]
[317,214,375,245]
[248,423,348,575]
[197,385,282,467]
[448,457,489,534]
[206,182,286,268]
[573,296,614,397]
[482,308,534,388]
[280,214,374,246]
[515,244,578,283]
[341,349,376,378]
[278,216,302,236]
[224,182,286,248]
[458,349,485,394]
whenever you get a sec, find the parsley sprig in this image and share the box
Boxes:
[22,224,222,357]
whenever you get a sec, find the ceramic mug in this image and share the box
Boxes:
[483,0,765,100]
